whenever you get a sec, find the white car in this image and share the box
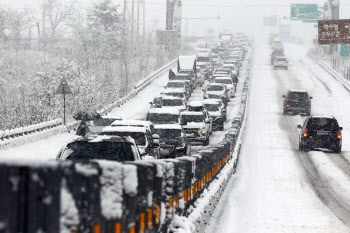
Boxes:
[213,77,236,98]
[273,56,288,70]
[160,96,187,111]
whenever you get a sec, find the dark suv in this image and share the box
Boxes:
[297,116,343,153]
[283,90,312,115]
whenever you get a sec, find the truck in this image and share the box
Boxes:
[177,56,200,86]
[219,30,233,42]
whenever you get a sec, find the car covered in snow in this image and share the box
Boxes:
[213,77,236,98]
[273,56,288,70]
[100,126,160,158]
[160,96,187,111]
[146,108,181,125]
[161,89,189,101]
[170,74,195,92]
[154,124,191,158]
[282,90,312,115]
[165,80,191,96]
[180,111,211,145]
[56,135,141,162]
[203,99,225,131]
[110,120,158,138]
[203,83,229,104]
[297,116,343,153]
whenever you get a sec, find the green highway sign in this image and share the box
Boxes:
[341,44,350,57]
[291,4,318,20]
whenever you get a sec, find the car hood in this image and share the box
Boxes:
[165,106,186,111]
[183,122,206,129]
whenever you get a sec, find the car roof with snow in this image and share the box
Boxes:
[69,135,137,144]
[215,77,232,80]
[289,90,307,93]
[148,108,180,115]
[160,95,184,100]
[102,126,147,133]
[208,83,225,87]
[111,120,153,128]
[162,89,185,93]
[187,101,203,107]
[310,116,335,119]
[180,111,204,116]
[154,124,182,130]
[203,99,221,105]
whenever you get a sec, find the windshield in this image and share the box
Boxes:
[181,115,205,125]
[90,118,118,126]
[100,132,146,146]
[64,141,136,162]
[204,104,220,112]
[162,99,183,106]
[197,57,209,62]
[147,113,179,124]
[215,79,232,84]
[276,58,287,61]
[207,85,224,91]
[154,128,182,138]
[167,82,185,88]
[307,118,339,131]
[287,92,308,99]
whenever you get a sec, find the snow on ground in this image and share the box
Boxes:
[205,37,350,232]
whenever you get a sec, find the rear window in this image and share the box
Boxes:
[162,99,183,106]
[276,58,287,61]
[207,85,224,91]
[215,79,232,84]
[287,92,308,99]
[181,114,205,124]
[64,141,136,162]
[306,118,339,131]
[101,132,147,146]
[197,57,209,62]
[167,82,184,88]
[91,118,118,126]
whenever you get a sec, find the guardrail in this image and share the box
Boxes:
[318,60,350,93]
[0,47,253,233]
[0,58,178,150]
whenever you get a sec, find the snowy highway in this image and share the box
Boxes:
[205,39,350,232]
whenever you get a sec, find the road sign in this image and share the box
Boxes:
[291,4,318,20]
[56,78,72,94]
[318,19,350,45]
[341,44,350,57]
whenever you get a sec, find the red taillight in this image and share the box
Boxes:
[338,130,341,139]
[286,104,290,107]
[306,106,309,108]
[303,129,308,137]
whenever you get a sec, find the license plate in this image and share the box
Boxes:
[291,100,299,103]
[317,131,329,136]
[186,133,195,137]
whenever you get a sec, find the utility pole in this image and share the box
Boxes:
[166,0,176,30]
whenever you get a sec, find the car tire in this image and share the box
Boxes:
[299,143,304,151]
[203,136,210,146]
[334,145,342,154]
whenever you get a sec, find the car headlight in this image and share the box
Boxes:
[200,130,206,134]
[175,143,186,150]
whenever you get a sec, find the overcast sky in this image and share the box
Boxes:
[2,0,350,42]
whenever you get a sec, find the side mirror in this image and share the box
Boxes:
[340,127,343,130]
[310,96,313,99]
[297,125,302,129]
[282,95,286,98]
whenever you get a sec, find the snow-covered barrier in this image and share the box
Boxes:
[0,138,235,233]
[318,60,350,92]
[0,119,66,150]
